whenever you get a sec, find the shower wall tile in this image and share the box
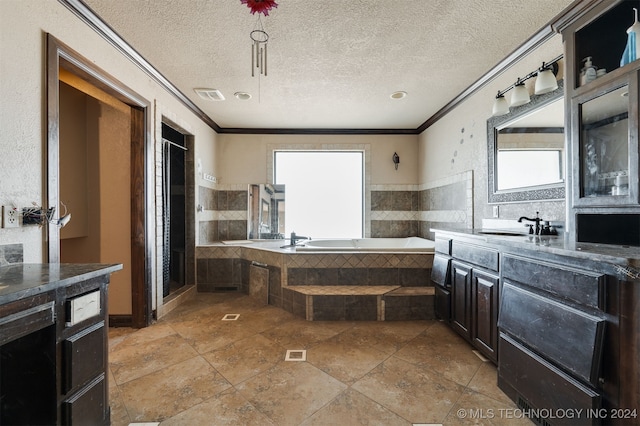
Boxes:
[226,191,248,211]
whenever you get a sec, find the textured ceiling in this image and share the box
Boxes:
[81,0,575,130]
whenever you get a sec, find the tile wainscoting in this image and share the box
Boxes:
[371,170,473,239]
[198,185,248,243]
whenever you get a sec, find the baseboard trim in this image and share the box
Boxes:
[109,314,133,328]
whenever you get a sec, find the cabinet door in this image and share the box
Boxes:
[451,261,471,340]
[471,269,499,362]
[572,77,637,206]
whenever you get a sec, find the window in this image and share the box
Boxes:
[275,151,363,238]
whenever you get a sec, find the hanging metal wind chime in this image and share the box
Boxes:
[240,0,278,77]
[251,20,268,77]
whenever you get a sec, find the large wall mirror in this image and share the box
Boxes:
[487,80,565,203]
[248,184,285,239]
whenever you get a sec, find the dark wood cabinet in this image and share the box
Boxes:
[0,264,120,426]
[471,269,499,362]
[451,261,472,340]
[433,228,639,425]
[432,240,500,363]
[561,0,640,247]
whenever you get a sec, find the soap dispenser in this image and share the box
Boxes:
[621,8,640,67]
[580,57,597,86]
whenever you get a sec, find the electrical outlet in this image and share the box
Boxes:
[2,205,19,228]
[492,205,500,218]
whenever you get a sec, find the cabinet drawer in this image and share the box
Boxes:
[499,282,605,385]
[502,254,605,310]
[66,290,101,327]
[499,334,600,425]
[451,241,499,272]
[63,321,105,393]
[431,254,451,287]
[0,301,54,346]
[62,374,107,426]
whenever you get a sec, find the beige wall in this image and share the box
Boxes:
[217,133,418,185]
[418,35,567,228]
[59,79,133,315]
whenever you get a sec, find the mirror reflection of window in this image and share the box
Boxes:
[497,149,563,190]
[495,97,565,191]
[275,151,363,238]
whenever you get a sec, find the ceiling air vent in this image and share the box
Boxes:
[194,88,225,101]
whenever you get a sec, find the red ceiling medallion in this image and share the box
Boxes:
[241,0,278,16]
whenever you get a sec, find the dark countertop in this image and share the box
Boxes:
[432,228,640,272]
[0,263,123,305]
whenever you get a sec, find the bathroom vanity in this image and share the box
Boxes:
[0,263,122,425]
[431,228,639,425]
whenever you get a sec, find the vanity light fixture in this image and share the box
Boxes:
[535,63,559,95]
[492,92,510,116]
[510,79,530,107]
[491,54,562,116]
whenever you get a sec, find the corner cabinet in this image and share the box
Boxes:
[562,0,640,246]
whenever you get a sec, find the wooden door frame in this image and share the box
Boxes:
[46,34,152,328]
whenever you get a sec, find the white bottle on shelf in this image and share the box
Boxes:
[580,57,597,86]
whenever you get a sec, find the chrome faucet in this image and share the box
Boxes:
[290,232,310,246]
[518,212,542,235]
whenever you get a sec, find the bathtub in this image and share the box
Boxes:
[295,237,435,252]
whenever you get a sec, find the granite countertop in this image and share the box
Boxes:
[432,228,640,269]
[0,263,123,304]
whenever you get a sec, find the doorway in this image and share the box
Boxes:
[47,35,152,328]
[162,123,187,298]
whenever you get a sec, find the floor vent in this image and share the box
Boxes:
[516,396,551,426]
[221,314,240,321]
[285,349,306,361]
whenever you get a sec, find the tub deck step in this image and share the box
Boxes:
[287,285,399,296]
[284,285,435,321]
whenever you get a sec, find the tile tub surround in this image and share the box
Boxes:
[196,243,434,321]
[370,171,473,239]
[107,292,528,425]
[198,186,248,243]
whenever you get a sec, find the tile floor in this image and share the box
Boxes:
[108,293,532,425]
